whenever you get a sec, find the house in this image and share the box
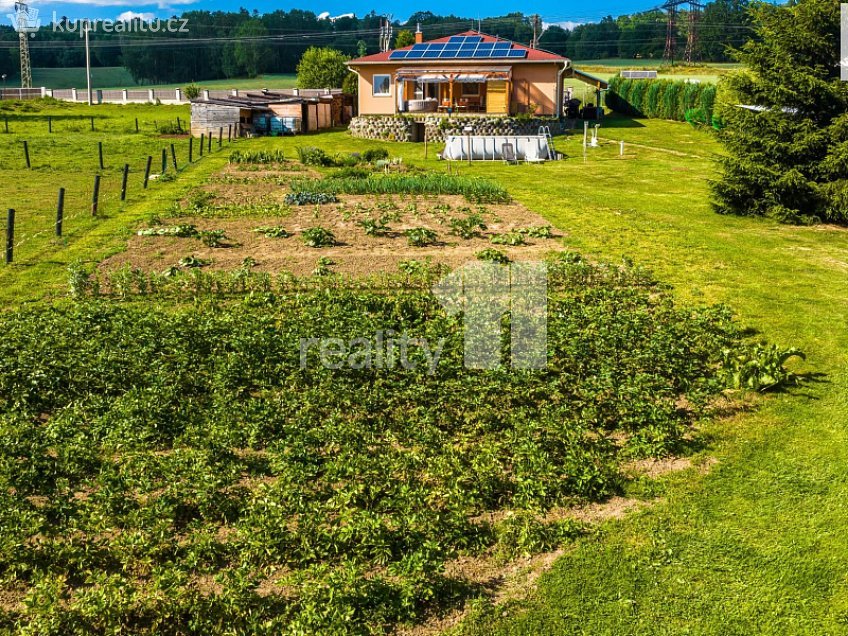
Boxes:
[346,29,602,117]
[189,89,354,138]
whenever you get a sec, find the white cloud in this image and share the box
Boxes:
[544,20,583,31]
[117,10,155,21]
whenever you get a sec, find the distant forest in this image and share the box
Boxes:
[0,4,751,85]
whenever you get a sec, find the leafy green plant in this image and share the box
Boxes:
[296,146,335,166]
[285,192,339,206]
[229,149,286,164]
[137,224,199,238]
[178,255,210,268]
[449,213,487,239]
[520,225,554,239]
[476,248,511,264]
[291,174,510,203]
[253,226,292,238]
[198,229,228,247]
[359,217,391,236]
[491,232,526,246]
[721,344,806,392]
[404,227,438,247]
[312,256,336,276]
[494,512,585,562]
[301,226,337,247]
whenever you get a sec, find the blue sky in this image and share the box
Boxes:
[4,0,647,29]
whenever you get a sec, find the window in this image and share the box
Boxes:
[461,83,481,96]
[373,75,391,96]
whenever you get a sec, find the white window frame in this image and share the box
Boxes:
[372,74,392,97]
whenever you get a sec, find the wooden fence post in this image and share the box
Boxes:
[98,141,104,170]
[218,127,222,148]
[228,125,232,142]
[90,116,95,132]
[143,156,152,188]
[48,116,52,133]
[189,136,193,163]
[4,116,8,134]
[207,132,212,153]
[199,134,204,157]
[56,188,64,237]
[23,140,30,169]
[5,209,13,264]
[91,175,101,216]
[135,118,139,133]
[121,164,129,201]
[170,143,178,171]
[161,148,167,174]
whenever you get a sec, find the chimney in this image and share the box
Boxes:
[415,23,423,44]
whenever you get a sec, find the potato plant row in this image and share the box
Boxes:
[0,258,744,634]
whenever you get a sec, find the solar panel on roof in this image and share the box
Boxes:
[407,49,425,58]
[389,50,409,59]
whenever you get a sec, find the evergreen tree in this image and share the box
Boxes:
[712,0,848,224]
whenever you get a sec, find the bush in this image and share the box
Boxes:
[363,148,390,163]
[183,83,201,100]
[297,47,350,89]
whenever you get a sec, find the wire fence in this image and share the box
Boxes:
[2,121,239,266]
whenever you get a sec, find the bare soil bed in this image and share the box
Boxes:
[102,164,566,277]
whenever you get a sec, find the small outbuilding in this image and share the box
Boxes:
[190,89,354,138]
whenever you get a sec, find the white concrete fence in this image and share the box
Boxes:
[1,87,340,104]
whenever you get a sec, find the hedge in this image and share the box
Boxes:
[605,74,717,125]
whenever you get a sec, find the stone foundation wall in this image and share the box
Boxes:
[348,115,566,143]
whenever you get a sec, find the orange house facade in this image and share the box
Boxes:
[346,31,571,117]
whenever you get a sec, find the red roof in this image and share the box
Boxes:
[347,30,567,64]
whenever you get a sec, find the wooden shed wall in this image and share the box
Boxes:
[190,103,242,137]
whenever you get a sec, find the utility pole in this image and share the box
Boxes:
[85,19,93,105]
[530,14,542,49]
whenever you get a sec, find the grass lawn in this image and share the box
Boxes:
[571,59,741,84]
[2,104,848,633]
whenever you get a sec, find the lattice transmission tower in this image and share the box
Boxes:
[662,0,704,65]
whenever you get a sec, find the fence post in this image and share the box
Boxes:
[135,118,139,133]
[98,141,104,170]
[143,156,152,188]
[90,116,95,132]
[23,140,30,169]
[176,117,182,132]
[5,209,14,264]
[161,148,167,174]
[207,132,212,153]
[48,116,52,133]
[56,188,64,236]
[4,116,8,134]
[121,164,129,201]
[170,143,177,171]
[218,127,222,148]
[91,175,101,216]
[189,136,193,162]
[228,124,232,142]
[199,134,204,157]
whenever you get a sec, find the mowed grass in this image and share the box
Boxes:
[0,100,242,303]
[16,68,299,91]
[2,105,848,632]
[570,59,740,84]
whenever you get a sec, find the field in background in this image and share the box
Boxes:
[571,58,741,84]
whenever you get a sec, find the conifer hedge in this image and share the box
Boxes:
[605,74,717,125]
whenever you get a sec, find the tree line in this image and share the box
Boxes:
[0,3,752,85]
